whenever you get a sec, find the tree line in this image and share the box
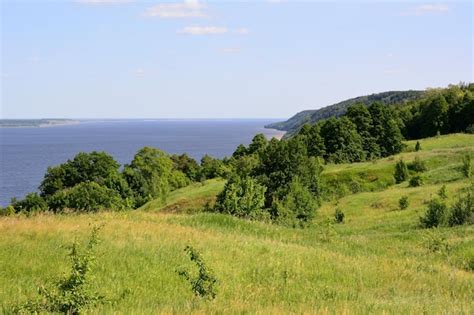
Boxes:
[3,83,473,227]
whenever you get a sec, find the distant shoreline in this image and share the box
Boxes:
[0,119,80,128]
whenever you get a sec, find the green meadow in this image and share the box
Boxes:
[1,134,473,314]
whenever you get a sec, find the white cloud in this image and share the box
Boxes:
[77,0,133,4]
[219,48,240,54]
[234,27,250,35]
[144,1,207,18]
[178,26,227,35]
[401,4,449,16]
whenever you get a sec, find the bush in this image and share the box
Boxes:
[415,141,421,151]
[420,199,447,228]
[12,193,48,213]
[271,177,318,228]
[438,185,448,199]
[0,205,15,216]
[462,154,471,178]
[409,176,423,187]
[49,182,126,212]
[409,157,427,172]
[394,160,409,183]
[334,208,345,223]
[214,176,267,219]
[15,226,112,314]
[177,246,218,300]
[399,196,409,210]
[448,190,474,226]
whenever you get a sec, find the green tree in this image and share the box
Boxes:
[123,147,176,206]
[420,95,449,137]
[346,103,380,159]
[420,198,447,228]
[271,177,318,227]
[319,117,365,163]
[62,182,126,212]
[369,102,404,156]
[11,193,48,213]
[394,160,409,184]
[171,154,201,181]
[247,133,268,154]
[214,176,267,219]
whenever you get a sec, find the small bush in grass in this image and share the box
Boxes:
[438,185,448,200]
[448,190,474,226]
[177,246,218,300]
[15,226,113,314]
[424,231,450,254]
[394,160,409,184]
[399,196,409,210]
[409,157,427,172]
[11,193,48,213]
[334,208,345,223]
[0,205,15,216]
[462,154,471,178]
[420,199,447,228]
[409,176,423,187]
[415,141,421,151]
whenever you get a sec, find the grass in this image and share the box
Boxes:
[1,134,473,314]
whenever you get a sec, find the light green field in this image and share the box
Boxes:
[1,134,473,314]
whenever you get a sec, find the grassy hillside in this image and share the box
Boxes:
[1,134,473,314]
[265,90,423,136]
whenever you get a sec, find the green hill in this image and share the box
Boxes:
[266,90,423,136]
[1,134,472,313]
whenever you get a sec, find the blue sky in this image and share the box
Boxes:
[1,0,472,119]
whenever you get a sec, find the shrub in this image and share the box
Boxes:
[399,196,409,210]
[409,157,427,172]
[177,246,218,300]
[462,154,471,178]
[12,193,48,213]
[214,176,267,219]
[15,226,112,314]
[409,176,423,187]
[394,160,409,183]
[448,190,474,226]
[0,205,15,216]
[271,177,318,228]
[49,182,126,212]
[438,185,448,199]
[424,231,450,254]
[420,199,447,228]
[334,208,345,223]
[415,141,421,151]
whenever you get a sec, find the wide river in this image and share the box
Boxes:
[0,119,285,206]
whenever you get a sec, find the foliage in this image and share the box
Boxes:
[200,155,230,180]
[438,185,448,199]
[213,176,267,219]
[60,182,126,212]
[171,154,201,182]
[334,208,345,223]
[420,199,448,228]
[409,176,423,187]
[394,160,409,184]
[123,147,180,206]
[408,156,427,172]
[319,117,365,163]
[399,196,409,210]
[0,205,15,216]
[271,177,318,227]
[15,226,110,314]
[39,151,121,197]
[11,193,48,213]
[177,246,218,300]
[415,141,421,151]
[448,189,474,226]
[462,154,471,178]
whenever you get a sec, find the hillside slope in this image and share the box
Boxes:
[266,90,423,136]
[0,134,472,314]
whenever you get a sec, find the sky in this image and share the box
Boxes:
[1,0,472,119]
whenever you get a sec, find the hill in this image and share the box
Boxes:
[1,133,472,313]
[266,90,423,136]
